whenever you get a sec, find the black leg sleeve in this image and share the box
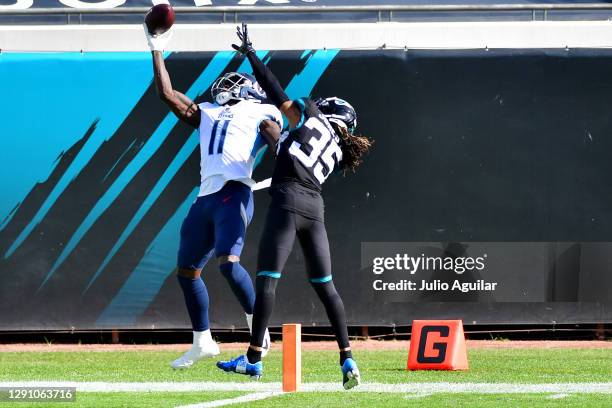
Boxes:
[311,280,351,353]
[246,50,290,108]
[298,217,351,364]
[247,275,278,364]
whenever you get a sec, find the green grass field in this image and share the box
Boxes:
[0,346,610,407]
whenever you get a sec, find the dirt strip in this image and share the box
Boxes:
[0,340,610,352]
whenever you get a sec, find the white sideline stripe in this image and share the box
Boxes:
[548,394,570,399]
[1,381,611,394]
[404,393,432,399]
[175,392,282,408]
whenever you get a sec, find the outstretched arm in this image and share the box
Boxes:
[144,24,200,128]
[232,23,302,129]
[151,50,200,128]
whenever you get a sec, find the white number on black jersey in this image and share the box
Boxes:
[288,117,343,183]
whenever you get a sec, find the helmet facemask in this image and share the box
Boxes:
[211,72,266,105]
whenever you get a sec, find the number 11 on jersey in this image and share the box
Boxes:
[208,119,230,155]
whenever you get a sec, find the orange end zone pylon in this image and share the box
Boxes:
[282,323,301,392]
[407,320,469,371]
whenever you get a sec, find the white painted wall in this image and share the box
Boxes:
[1,21,612,52]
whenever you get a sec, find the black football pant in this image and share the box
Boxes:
[248,207,350,361]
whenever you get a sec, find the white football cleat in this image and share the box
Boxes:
[246,313,271,358]
[171,330,220,369]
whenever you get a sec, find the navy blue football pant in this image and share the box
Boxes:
[177,181,255,331]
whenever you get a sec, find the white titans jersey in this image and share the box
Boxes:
[197,100,282,197]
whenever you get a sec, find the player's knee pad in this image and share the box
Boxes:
[176,267,201,279]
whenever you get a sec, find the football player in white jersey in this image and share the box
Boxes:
[146,27,282,369]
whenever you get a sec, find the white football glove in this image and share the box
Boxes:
[144,24,174,52]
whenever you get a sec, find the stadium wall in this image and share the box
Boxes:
[2,21,612,51]
[0,23,611,330]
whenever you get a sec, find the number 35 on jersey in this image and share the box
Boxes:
[288,116,343,184]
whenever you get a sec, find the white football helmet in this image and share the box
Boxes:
[211,72,266,105]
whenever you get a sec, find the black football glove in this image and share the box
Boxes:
[232,22,255,55]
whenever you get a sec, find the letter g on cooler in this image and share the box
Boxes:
[416,325,449,363]
[407,320,469,370]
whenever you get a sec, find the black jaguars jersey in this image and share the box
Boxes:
[272,98,343,193]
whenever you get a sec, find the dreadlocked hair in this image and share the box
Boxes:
[333,124,373,175]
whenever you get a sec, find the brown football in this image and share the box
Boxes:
[145,4,176,35]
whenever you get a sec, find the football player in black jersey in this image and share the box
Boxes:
[217,24,372,390]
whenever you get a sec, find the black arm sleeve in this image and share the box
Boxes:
[246,50,290,108]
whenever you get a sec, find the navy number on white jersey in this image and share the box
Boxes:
[208,119,230,155]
